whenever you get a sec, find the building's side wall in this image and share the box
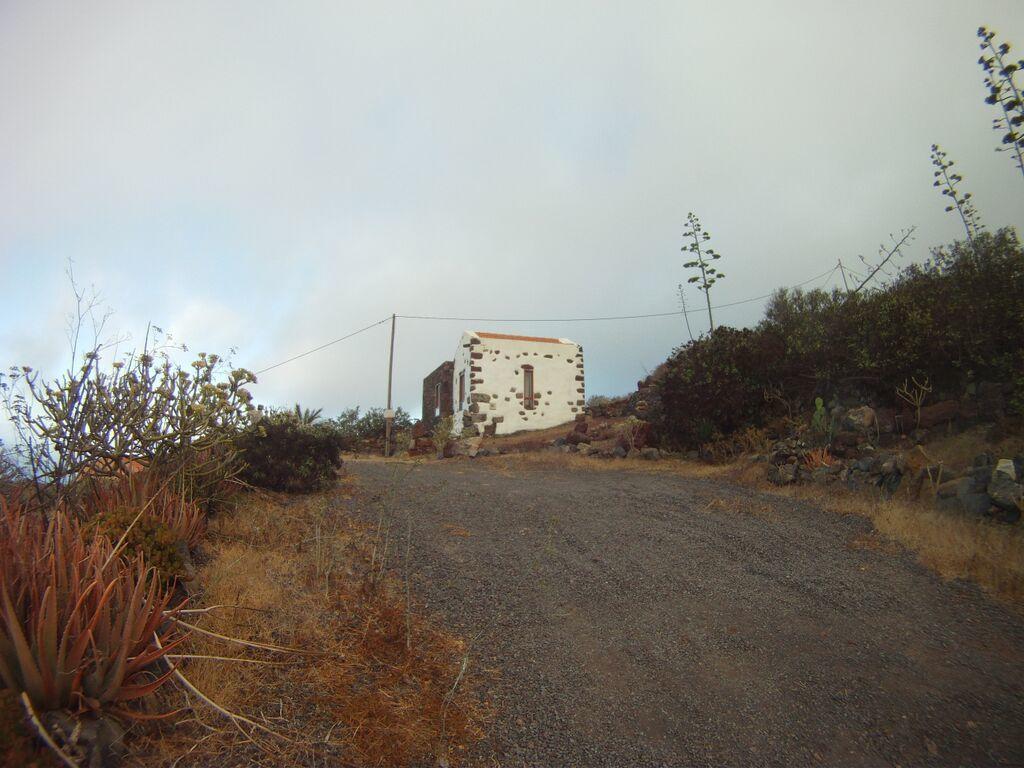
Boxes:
[452,332,584,436]
[421,361,454,425]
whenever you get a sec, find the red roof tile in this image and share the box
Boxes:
[475,331,568,344]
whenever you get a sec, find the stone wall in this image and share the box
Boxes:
[421,360,454,427]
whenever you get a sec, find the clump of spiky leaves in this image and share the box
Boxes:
[83,472,206,551]
[930,144,983,245]
[681,212,725,332]
[0,496,185,718]
[978,26,1024,180]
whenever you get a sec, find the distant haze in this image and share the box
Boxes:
[1,1,1022,428]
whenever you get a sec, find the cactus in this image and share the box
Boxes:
[810,397,828,436]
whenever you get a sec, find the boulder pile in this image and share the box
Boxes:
[766,437,1022,524]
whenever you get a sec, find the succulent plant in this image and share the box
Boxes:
[0,495,184,717]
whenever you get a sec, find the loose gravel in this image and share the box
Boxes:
[348,458,1024,767]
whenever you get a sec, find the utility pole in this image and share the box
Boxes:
[837,259,850,293]
[384,313,396,457]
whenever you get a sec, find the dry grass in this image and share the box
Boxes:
[918,425,1024,474]
[130,481,486,767]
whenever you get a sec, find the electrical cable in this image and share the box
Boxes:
[254,317,391,375]
[397,266,839,323]
[251,265,840,375]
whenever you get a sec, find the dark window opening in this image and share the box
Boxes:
[523,365,535,409]
[435,382,441,417]
[459,371,465,409]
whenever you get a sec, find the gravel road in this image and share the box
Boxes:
[348,458,1024,767]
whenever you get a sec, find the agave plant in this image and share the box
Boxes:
[0,496,185,717]
[83,471,207,550]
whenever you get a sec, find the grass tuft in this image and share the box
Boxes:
[133,482,486,767]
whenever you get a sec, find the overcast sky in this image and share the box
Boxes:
[1,1,1022,429]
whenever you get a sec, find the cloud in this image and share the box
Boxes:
[1,0,1022,424]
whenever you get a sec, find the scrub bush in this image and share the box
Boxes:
[3,336,256,508]
[654,230,1024,448]
[234,413,346,493]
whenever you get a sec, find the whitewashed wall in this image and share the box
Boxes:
[451,331,584,436]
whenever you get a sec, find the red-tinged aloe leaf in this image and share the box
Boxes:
[125,631,190,675]
[0,638,21,690]
[55,579,99,702]
[0,583,45,707]
[99,572,146,700]
[113,664,177,701]
[109,704,184,721]
[35,585,59,710]
[64,580,104,678]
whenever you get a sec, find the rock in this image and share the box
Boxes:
[845,406,876,432]
[768,437,808,465]
[832,431,860,449]
[994,506,1022,524]
[574,420,589,434]
[627,449,641,460]
[966,465,993,493]
[42,711,126,768]
[565,430,588,446]
[641,447,661,461]
[613,446,627,459]
[936,477,995,516]
[878,454,897,475]
[811,466,835,484]
[552,436,566,447]
[973,452,995,468]
[685,450,699,461]
[936,477,971,499]
[880,471,903,494]
[988,459,1022,512]
[852,456,876,473]
[917,400,960,429]
[874,408,896,434]
[465,437,483,458]
[959,492,995,517]
[577,443,593,456]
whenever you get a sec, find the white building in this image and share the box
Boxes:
[447,331,585,436]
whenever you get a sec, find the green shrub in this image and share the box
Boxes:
[234,415,346,493]
[654,229,1024,448]
[326,406,413,442]
[431,415,455,456]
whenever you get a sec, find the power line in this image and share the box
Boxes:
[398,266,839,323]
[253,317,391,375]
[251,265,841,376]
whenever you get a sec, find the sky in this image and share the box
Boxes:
[1,1,1023,432]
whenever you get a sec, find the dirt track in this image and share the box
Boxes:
[349,458,1024,767]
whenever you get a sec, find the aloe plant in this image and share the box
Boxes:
[0,497,185,717]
